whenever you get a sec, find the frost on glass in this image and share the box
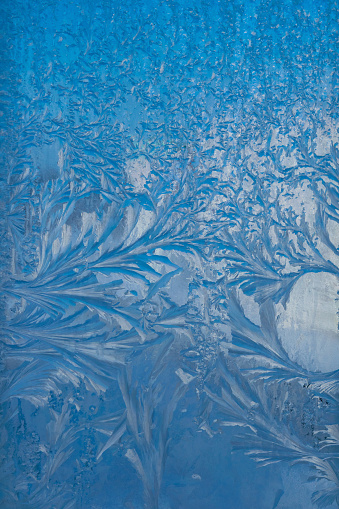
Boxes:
[1,0,338,508]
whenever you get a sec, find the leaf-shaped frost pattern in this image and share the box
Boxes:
[1,0,339,507]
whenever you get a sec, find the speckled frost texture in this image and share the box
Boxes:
[1,1,339,508]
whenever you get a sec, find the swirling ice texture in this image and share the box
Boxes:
[1,0,339,508]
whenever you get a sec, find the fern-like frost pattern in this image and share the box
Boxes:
[1,0,339,508]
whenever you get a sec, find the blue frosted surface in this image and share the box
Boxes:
[1,0,339,508]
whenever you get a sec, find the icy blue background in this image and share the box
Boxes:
[1,0,339,508]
